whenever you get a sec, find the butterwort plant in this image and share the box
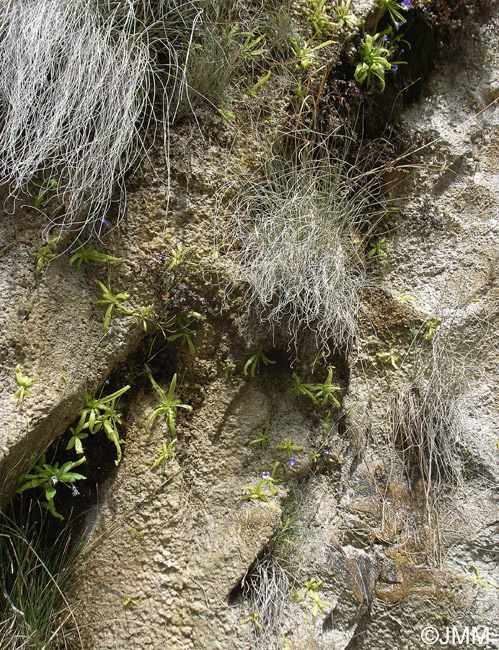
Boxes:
[243,346,276,379]
[95,280,134,333]
[17,454,86,520]
[145,366,192,437]
[69,384,131,464]
[355,35,400,92]
[13,365,38,404]
[377,0,410,27]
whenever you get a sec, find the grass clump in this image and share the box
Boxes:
[184,0,295,112]
[0,0,201,239]
[0,0,148,237]
[238,488,306,648]
[240,558,292,641]
[0,500,81,649]
[390,330,467,501]
[222,139,384,356]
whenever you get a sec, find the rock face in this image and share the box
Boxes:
[0,187,161,502]
[1,1,498,649]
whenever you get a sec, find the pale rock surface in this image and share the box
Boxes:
[0,1,497,649]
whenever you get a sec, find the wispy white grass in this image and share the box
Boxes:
[0,0,149,236]
[0,0,201,239]
[390,330,468,500]
[222,140,384,356]
[241,557,292,648]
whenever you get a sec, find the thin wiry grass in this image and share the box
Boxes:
[390,330,468,503]
[238,486,307,648]
[185,16,243,109]
[0,0,201,240]
[184,1,267,111]
[0,500,82,650]
[184,0,295,114]
[241,558,293,649]
[221,138,386,357]
[0,0,148,237]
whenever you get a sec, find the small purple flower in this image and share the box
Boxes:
[382,35,389,41]
[400,0,411,9]
[51,476,58,486]
[99,217,110,227]
[262,472,270,479]
[392,64,399,72]
[71,485,80,497]
[396,20,404,27]
[324,449,329,455]
[287,457,298,469]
